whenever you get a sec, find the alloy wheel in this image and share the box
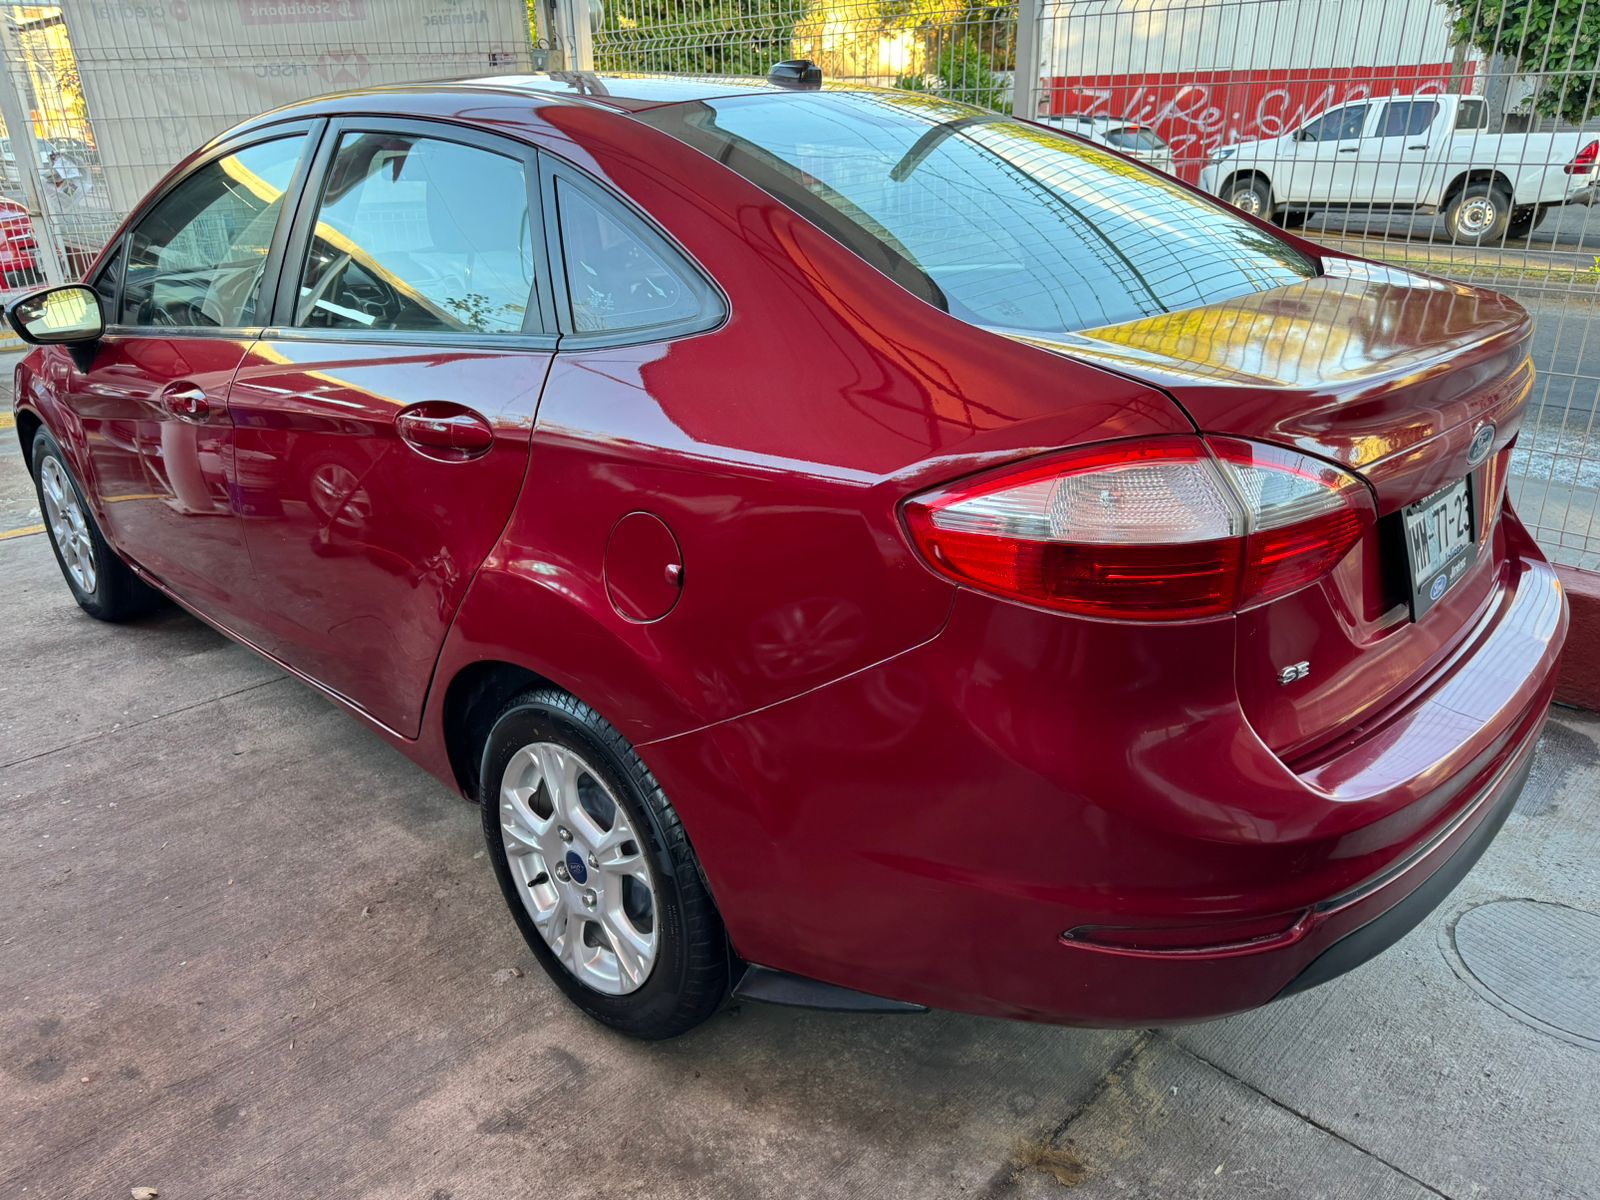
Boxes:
[498,741,659,995]
[39,455,97,595]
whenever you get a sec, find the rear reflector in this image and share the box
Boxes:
[903,436,1375,620]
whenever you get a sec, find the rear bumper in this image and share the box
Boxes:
[645,517,1566,1025]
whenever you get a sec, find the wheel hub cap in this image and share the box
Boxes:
[498,742,659,995]
[39,456,96,595]
[1458,197,1496,235]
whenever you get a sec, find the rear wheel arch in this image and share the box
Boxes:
[1441,168,1512,208]
[441,659,560,800]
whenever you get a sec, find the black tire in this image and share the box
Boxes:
[479,688,730,1039]
[1445,181,1513,245]
[1224,175,1273,221]
[29,428,160,622]
[1505,204,1547,240]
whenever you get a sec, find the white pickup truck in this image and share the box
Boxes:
[1198,94,1600,244]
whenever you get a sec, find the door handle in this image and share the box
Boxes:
[162,383,210,421]
[1337,147,1358,154]
[1407,144,1428,150]
[395,402,494,460]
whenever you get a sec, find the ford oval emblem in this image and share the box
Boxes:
[565,850,588,885]
[1467,423,1496,467]
[1430,574,1449,602]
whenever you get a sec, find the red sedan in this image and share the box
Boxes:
[6,69,1566,1039]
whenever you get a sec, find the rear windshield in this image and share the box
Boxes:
[643,90,1315,334]
[1104,126,1167,152]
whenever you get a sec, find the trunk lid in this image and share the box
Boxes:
[1011,261,1535,762]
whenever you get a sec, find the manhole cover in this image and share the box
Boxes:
[1448,900,1600,1050]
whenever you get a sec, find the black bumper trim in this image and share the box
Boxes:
[1277,745,1536,1000]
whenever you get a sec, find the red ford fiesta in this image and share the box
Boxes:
[7,68,1566,1038]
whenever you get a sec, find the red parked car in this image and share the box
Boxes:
[7,69,1566,1039]
[0,196,40,285]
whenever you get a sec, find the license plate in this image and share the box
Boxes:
[1403,476,1476,618]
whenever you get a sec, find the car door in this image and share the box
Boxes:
[1353,98,1441,206]
[54,124,316,625]
[1279,102,1373,204]
[226,118,555,736]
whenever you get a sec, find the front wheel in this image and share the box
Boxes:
[30,428,159,621]
[1225,176,1273,220]
[479,689,730,1039]
[1445,182,1513,245]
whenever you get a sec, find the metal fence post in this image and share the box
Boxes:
[0,12,66,286]
[1012,0,1041,119]
[551,0,594,72]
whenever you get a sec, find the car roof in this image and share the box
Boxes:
[456,71,805,111]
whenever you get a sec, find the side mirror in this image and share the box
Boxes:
[5,284,103,345]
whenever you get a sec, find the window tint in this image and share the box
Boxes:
[121,134,304,328]
[1300,104,1369,142]
[644,92,1313,335]
[295,132,535,335]
[555,178,706,334]
[1377,100,1439,138]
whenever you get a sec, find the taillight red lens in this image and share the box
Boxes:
[903,436,1374,621]
[1566,140,1599,174]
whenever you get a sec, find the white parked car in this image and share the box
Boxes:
[1199,94,1600,243]
[1036,115,1175,172]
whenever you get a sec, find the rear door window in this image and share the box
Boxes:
[645,92,1313,334]
[293,131,537,335]
[1376,100,1439,138]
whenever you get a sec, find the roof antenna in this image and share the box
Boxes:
[768,60,823,90]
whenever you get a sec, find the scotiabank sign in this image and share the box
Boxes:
[238,0,367,23]
[1043,64,1471,180]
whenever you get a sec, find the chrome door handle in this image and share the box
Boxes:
[162,383,210,420]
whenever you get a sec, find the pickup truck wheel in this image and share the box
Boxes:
[1505,205,1547,240]
[1445,182,1512,245]
[1225,177,1272,219]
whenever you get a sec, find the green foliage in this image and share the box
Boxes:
[1446,0,1600,124]
[595,1,808,76]
[896,37,1007,111]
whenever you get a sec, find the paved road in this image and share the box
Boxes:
[2,389,1599,1198]
[1305,201,1600,258]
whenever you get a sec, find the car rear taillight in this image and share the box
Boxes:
[1566,140,1599,174]
[902,436,1375,621]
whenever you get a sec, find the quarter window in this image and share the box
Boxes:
[554,178,707,335]
[293,132,536,335]
[121,134,305,328]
